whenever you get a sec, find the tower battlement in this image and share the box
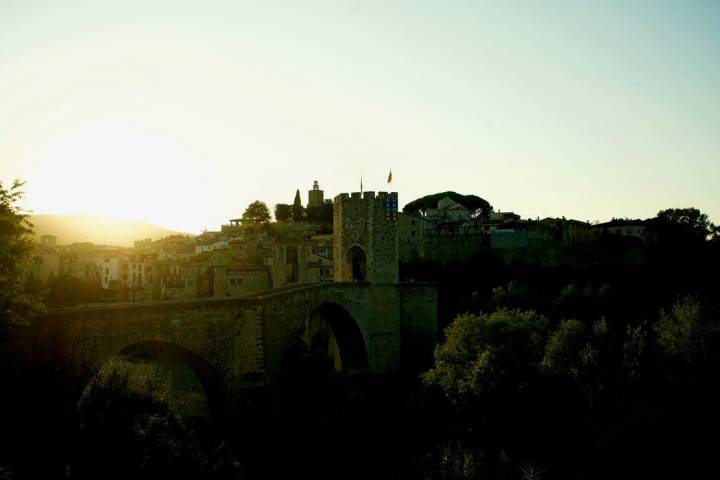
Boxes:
[338,191,398,202]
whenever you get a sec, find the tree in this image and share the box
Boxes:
[542,319,588,379]
[0,180,40,336]
[423,308,548,405]
[241,200,271,225]
[292,189,305,222]
[306,198,333,225]
[274,203,293,222]
[403,191,493,221]
[646,207,717,247]
[655,295,707,362]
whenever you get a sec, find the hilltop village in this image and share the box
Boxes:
[29,180,648,306]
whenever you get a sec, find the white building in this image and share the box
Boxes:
[426,196,471,222]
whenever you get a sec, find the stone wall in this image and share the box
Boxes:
[213,266,271,297]
[400,282,438,372]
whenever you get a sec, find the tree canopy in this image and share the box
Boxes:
[646,207,718,247]
[274,203,293,223]
[423,308,548,404]
[0,180,40,335]
[402,191,493,220]
[306,199,333,225]
[241,200,271,225]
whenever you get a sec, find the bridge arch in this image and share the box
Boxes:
[309,302,369,372]
[114,341,225,419]
[286,301,369,383]
[76,341,225,424]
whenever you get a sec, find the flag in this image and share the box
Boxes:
[387,169,392,184]
[384,197,398,222]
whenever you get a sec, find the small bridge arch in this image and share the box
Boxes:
[304,302,369,373]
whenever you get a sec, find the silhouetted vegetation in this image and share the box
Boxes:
[402,206,720,479]
[274,203,292,222]
[240,200,271,225]
[292,189,305,221]
[306,198,334,225]
[0,180,42,337]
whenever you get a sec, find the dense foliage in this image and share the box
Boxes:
[274,203,293,222]
[306,199,334,225]
[413,207,720,479]
[646,207,718,247]
[424,309,547,404]
[0,180,40,336]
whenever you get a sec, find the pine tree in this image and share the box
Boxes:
[292,189,305,222]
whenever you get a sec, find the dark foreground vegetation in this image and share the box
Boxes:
[2,180,720,479]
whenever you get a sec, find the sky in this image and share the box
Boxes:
[1,0,719,233]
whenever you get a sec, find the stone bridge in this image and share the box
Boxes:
[37,281,437,413]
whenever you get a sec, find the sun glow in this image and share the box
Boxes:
[23,120,210,232]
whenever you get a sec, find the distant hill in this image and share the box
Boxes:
[29,214,190,247]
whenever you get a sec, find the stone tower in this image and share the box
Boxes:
[334,191,399,284]
[307,180,324,209]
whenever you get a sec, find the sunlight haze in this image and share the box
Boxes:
[2,0,719,233]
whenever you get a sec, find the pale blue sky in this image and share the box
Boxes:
[1,1,718,233]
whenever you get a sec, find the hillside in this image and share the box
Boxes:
[29,214,189,247]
